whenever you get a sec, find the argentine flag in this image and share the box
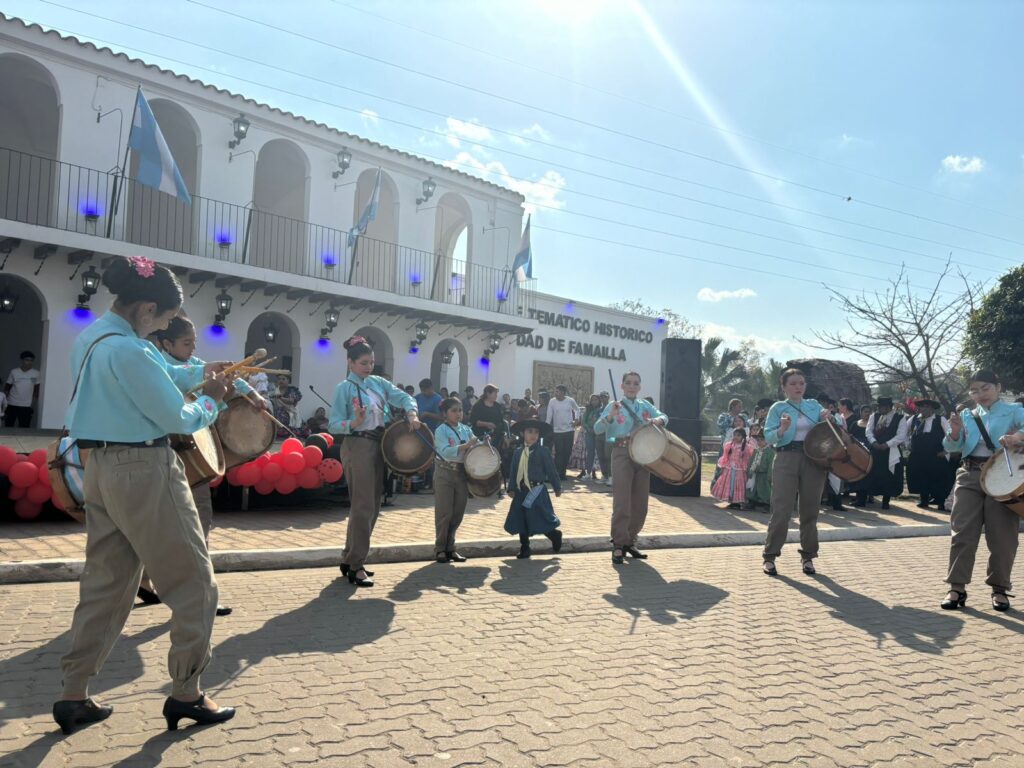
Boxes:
[128,88,192,205]
[511,215,532,282]
[348,167,381,249]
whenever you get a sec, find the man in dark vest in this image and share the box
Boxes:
[855,397,909,510]
[906,398,955,509]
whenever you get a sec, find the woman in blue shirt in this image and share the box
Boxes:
[329,336,420,587]
[761,368,840,577]
[941,370,1024,612]
[54,256,235,735]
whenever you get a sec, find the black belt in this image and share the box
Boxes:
[348,428,385,441]
[962,456,989,470]
[776,441,805,453]
[77,437,170,449]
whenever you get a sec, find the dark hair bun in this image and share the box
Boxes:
[100,256,183,312]
[343,335,373,350]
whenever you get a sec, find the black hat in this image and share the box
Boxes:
[756,398,774,410]
[876,396,893,407]
[914,398,940,409]
[511,418,553,439]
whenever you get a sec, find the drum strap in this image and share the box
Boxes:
[971,410,997,452]
[444,424,466,445]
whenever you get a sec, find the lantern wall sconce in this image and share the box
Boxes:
[332,148,352,179]
[228,114,250,149]
[416,177,436,206]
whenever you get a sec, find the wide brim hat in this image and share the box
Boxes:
[914,398,941,409]
[511,419,553,439]
[876,397,893,406]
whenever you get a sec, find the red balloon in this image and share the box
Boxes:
[282,452,305,475]
[226,467,242,486]
[209,474,224,488]
[9,462,39,488]
[37,464,52,486]
[274,474,298,495]
[253,479,276,495]
[281,438,304,455]
[27,483,52,505]
[14,498,43,520]
[28,449,48,467]
[297,467,321,489]
[255,453,271,468]
[320,433,334,447]
[302,445,324,468]
[262,462,283,482]
[0,446,17,475]
[236,463,261,487]
[8,485,27,500]
[319,459,343,483]
[269,452,284,465]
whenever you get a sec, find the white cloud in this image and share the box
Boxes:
[445,117,492,143]
[510,123,553,147]
[702,321,809,360]
[444,151,566,214]
[697,287,757,303]
[359,108,379,127]
[941,154,985,174]
[836,132,867,149]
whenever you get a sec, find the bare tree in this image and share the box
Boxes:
[798,264,983,411]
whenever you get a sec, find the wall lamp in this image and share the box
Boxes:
[214,289,233,327]
[0,287,17,313]
[264,323,278,343]
[416,177,436,206]
[332,148,352,178]
[76,266,101,310]
[325,305,340,330]
[486,332,502,354]
[228,114,250,149]
[415,321,429,343]
[440,346,454,365]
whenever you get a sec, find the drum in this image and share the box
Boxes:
[981,449,1024,518]
[381,422,434,475]
[628,422,698,485]
[218,396,275,469]
[804,422,872,482]
[46,437,89,523]
[171,425,225,487]
[464,443,502,498]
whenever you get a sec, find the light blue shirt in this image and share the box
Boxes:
[67,312,219,441]
[764,399,844,448]
[593,397,667,443]
[159,350,254,397]
[435,421,475,461]
[944,401,1024,456]
[328,372,417,434]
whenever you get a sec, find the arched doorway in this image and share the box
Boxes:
[0,54,60,227]
[250,139,309,273]
[0,275,46,427]
[349,168,399,291]
[353,324,393,378]
[430,338,468,396]
[431,192,472,308]
[127,99,200,253]
[244,311,300,393]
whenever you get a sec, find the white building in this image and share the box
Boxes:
[0,15,665,429]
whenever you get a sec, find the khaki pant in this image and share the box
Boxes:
[60,445,217,700]
[946,467,1020,591]
[433,463,468,554]
[340,436,384,570]
[611,443,650,548]
[141,481,213,587]
[762,450,827,561]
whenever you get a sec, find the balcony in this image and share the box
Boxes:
[0,146,535,316]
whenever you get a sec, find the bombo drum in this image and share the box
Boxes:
[981,450,1024,519]
[218,396,275,469]
[47,437,89,523]
[804,422,872,483]
[628,422,698,485]
[381,422,435,475]
[464,444,502,498]
[172,424,225,487]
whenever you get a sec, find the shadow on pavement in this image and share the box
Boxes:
[602,560,729,630]
[963,605,1024,634]
[108,727,203,768]
[490,557,561,597]
[777,574,964,654]
[388,563,491,601]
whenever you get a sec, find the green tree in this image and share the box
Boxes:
[964,266,1024,392]
[608,299,702,339]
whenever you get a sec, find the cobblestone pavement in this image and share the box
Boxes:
[3,536,1024,767]
[0,464,952,563]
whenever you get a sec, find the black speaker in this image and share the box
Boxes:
[660,338,701,421]
[650,417,703,497]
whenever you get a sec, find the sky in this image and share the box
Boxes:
[7,0,1023,363]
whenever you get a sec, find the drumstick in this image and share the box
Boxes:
[239,357,278,371]
[239,392,299,437]
[186,348,268,395]
[1004,446,1014,476]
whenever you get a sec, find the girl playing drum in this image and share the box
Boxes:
[433,397,477,563]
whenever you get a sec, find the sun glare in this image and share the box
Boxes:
[532,0,613,25]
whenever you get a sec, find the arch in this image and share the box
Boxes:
[244,311,302,389]
[353,325,393,378]
[431,192,473,308]
[127,99,200,252]
[0,274,47,427]
[349,168,400,291]
[430,338,468,397]
[0,53,60,227]
[250,138,310,272]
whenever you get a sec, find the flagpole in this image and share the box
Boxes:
[106,86,141,238]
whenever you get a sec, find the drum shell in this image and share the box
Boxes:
[172,426,225,487]
[467,471,502,498]
[464,444,502,481]
[803,422,872,482]
[46,438,88,523]
[981,454,1024,519]
[627,423,698,485]
[218,396,276,469]
[381,422,435,475]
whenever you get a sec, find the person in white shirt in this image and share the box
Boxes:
[546,385,580,481]
[0,390,7,421]
[4,350,41,428]
[247,369,270,398]
[855,397,910,510]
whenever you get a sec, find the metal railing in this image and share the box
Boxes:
[0,146,535,316]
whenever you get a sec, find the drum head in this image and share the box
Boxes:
[465,445,501,480]
[628,424,667,465]
[382,423,434,474]
[219,398,275,461]
[982,452,1024,500]
[804,422,843,461]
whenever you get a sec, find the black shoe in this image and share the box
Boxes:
[612,548,625,565]
[340,564,374,577]
[992,590,1013,612]
[347,568,374,587]
[215,605,232,617]
[517,544,532,559]
[763,560,777,576]
[623,545,648,560]
[53,698,112,735]
[941,590,967,610]
[549,530,563,554]
[832,504,845,511]
[163,694,236,731]
[852,501,866,508]
[917,500,931,509]
[447,551,467,563]
[137,586,161,605]
[436,552,450,563]
[801,559,816,575]
[881,502,891,510]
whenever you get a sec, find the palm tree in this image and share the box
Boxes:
[700,337,748,432]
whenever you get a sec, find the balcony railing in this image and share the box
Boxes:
[0,146,535,316]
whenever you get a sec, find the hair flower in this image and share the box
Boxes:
[128,256,156,278]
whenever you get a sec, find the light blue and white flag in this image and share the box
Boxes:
[347,167,381,249]
[128,88,192,205]
[511,215,532,282]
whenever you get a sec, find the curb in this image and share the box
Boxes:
[0,523,949,584]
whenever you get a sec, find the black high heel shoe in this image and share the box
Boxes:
[347,568,374,587]
[612,548,624,565]
[623,545,647,560]
[339,564,374,577]
[992,590,1013,612]
[447,551,467,562]
[52,698,112,735]
[940,589,967,610]
[163,694,236,731]
[137,586,161,605]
